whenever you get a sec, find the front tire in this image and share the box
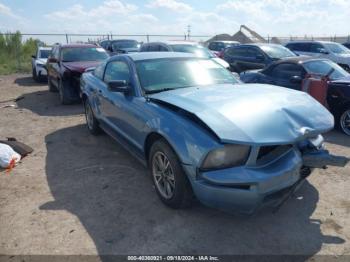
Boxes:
[84,99,101,135]
[48,76,58,92]
[32,67,38,81]
[149,139,193,209]
[58,78,74,105]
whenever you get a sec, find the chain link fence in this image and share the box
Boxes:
[1,32,350,74]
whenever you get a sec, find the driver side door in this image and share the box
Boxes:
[265,63,305,90]
[100,59,145,150]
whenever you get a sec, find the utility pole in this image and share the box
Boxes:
[187,25,191,40]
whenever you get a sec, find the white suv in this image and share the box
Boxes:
[286,41,350,71]
[31,46,51,81]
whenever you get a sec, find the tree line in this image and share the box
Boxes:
[0,31,40,75]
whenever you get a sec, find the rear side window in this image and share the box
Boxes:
[104,61,130,83]
[226,47,248,56]
[148,45,160,52]
[286,43,311,52]
[159,45,168,51]
[208,42,217,51]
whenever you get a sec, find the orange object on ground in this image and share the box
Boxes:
[6,158,16,174]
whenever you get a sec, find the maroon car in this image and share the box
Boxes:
[46,43,109,104]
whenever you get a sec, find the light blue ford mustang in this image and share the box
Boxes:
[80,52,348,214]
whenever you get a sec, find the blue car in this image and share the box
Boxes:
[80,52,347,214]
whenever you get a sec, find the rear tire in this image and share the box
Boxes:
[84,99,101,135]
[149,139,193,209]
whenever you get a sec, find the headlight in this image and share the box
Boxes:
[201,144,251,170]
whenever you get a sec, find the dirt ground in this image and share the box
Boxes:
[0,74,349,260]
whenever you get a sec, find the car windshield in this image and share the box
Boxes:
[303,60,349,80]
[323,43,350,54]
[136,58,239,94]
[112,40,139,50]
[39,50,50,58]
[61,47,109,62]
[170,45,214,58]
[260,45,296,59]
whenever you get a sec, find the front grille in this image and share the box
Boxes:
[256,145,293,165]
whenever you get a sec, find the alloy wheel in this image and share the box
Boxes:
[340,109,350,136]
[152,151,176,199]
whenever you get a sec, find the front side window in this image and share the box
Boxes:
[104,61,130,83]
[303,60,349,80]
[61,47,109,62]
[111,40,139,50]
[93,62,106,80]
[269,63,303,79]
[136,58,240,94]
[323,43,350,54]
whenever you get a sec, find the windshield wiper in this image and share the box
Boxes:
[145,88,178,94]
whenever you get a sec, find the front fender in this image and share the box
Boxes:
[144,102,220,168]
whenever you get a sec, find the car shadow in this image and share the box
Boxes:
[14,76,47,87]
[16,90,83,116]
[324,130,350,148]
[40,124,345,259]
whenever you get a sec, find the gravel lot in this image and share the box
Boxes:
[0,74,349,260]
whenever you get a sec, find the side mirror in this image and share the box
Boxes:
[32,55,36,59]
[290,75,302,84]
[108,80,130,93]
[48,57,58,63]
[319,48,329,54]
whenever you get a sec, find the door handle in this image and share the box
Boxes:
[98,89,102,93]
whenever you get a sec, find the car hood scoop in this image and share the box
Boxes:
[149,84,334,145]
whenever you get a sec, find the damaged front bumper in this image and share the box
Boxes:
[302,149,349,168]
[184,139,349,215]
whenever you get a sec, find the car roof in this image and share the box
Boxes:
[211,41,240,44]
[59,43,98,48]
[286,40,337,44]
[110,39,138,42]
[270,56,328,65]
[145,41,200,46]
[238,43,284,48]
[110,52,197,61]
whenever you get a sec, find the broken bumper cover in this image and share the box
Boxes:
[302,149,349,168]
[185,149,304,215]
[184,147,348,215]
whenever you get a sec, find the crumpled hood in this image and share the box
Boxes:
[63,61,103,73]
[149,84,334,145]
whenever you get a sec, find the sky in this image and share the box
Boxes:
[0,0,349,41]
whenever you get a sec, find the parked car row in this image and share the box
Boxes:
[27,39,349,214]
